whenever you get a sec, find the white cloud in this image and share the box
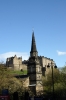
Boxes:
[0,52,29,63]
[57,50,66,55]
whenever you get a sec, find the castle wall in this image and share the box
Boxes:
[38,56,56,78]
[22,64,27,70]
[6,55,23,71]
[6,55,28,71]
[42,57,52,67]
[13,56,22,65]
[38,56,55,67]
[13,56,22,70]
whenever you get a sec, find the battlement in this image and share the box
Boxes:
[38,56,54,61]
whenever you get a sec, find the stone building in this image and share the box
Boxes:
[6,32,57,95]
[27,32,43,95]
[27,32,57,95]
[6,55,27,70]
[6,45,54,72]
[38,56,55,67]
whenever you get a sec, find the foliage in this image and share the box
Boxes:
[0,63,26,96]
[60,66,66,73]
[42,67,66,99]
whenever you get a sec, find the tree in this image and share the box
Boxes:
[42,68,66,99]
[0,63,25,97]
[60,66,66,73]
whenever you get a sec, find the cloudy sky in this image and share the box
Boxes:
[0,0,66,67]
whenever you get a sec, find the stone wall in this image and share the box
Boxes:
[6,55,23,71]
[6,55,55,75]
[6,55,22,65]
[22,64,27,70]
[38,56,55,67]
[23,77,29,87]
[20,77,29,87]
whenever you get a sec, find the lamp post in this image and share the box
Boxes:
[47,62,57,99]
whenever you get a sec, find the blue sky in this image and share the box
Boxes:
[0,0,66,67]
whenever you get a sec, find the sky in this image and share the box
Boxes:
[0,0,66,67]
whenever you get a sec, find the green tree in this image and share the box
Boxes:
[0,63,25,96]
[42,68,66,99]
[60,65,66,73]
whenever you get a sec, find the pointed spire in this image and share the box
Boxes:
[31,31,37,52]
[30,31,38,57]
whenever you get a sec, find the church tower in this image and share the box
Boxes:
[27,32,43,95]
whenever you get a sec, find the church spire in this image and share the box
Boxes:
[31,31,37,52]
[30,31,38,57]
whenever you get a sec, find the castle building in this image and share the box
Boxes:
[6,55,27,70]
[6,32,57,95]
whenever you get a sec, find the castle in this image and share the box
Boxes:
[6,55,27,70]
[6,32,57,95]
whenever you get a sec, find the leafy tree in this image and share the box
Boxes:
[60,65,66,73]
[0,63,25,97]
[42,68,66,99]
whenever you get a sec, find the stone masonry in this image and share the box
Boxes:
[6,55,27,70]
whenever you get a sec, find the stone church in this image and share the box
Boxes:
[6,32,57,95]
